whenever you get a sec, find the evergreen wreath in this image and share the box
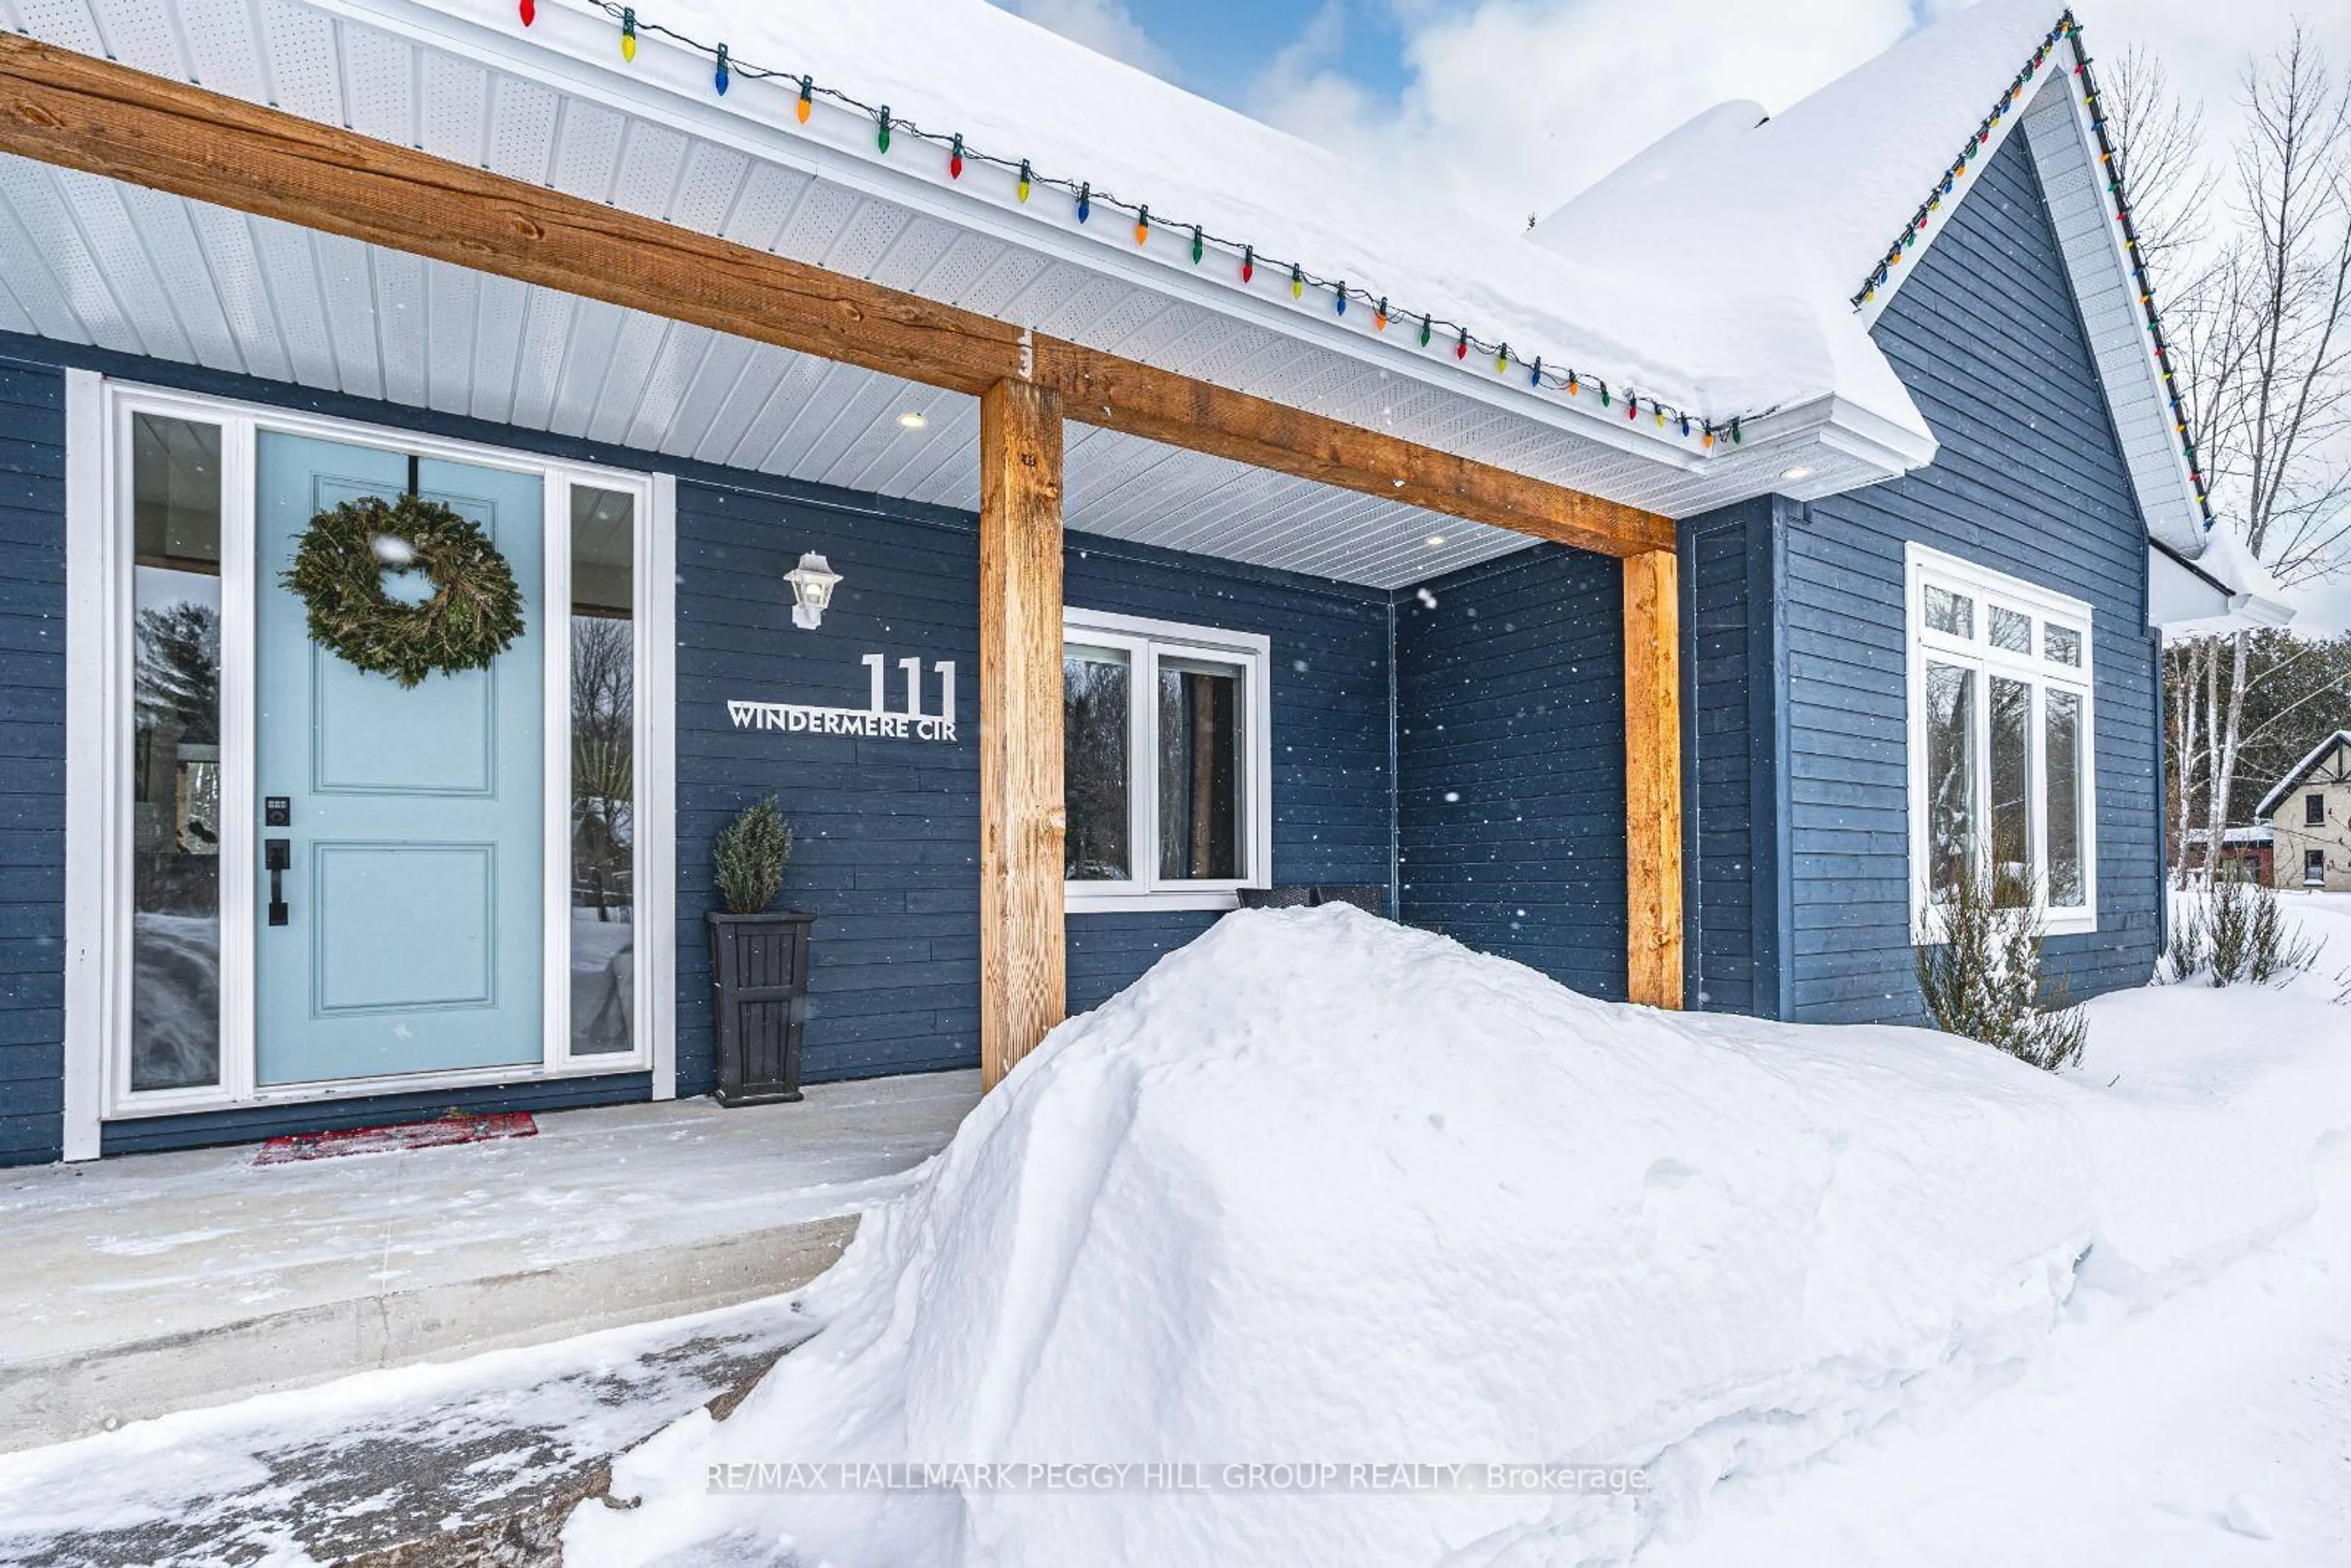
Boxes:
[283,493,525,688]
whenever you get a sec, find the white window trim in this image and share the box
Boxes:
[1062,607,1272,915]
[64,380,678,1150]
[1905,543,2099,943]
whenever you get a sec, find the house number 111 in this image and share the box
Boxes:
[862,653,958,724]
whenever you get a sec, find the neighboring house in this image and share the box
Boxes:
[2255,732,2351,891]
[0,0,2283,1166]
[2182,825,2274,887]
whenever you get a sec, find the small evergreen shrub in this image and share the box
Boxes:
[1914,871,2089,1073]
[2158,898,2209,985]
[714,797,792,915]
[2171,871,2322,988]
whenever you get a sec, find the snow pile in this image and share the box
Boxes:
[566,906,2350,1566]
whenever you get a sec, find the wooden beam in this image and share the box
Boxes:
[1624,549,1684,1009]
[978,378,1068,1089]
[1036,340,1671,557]
[0,32,1673,557]
[0,32,1024,392]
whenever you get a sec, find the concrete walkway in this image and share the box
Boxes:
[0,1292,819,1566]
[0,1071,977,1452]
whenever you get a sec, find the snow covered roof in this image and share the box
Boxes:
[0,0,2264,588]
[2255,732,2351,823]
[1534,0,2224,572]
[2183,825,2273,847]
[485,1,2238,575]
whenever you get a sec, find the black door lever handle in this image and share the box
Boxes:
[266,838,290,926]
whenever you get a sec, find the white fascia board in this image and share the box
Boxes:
[306,0,1720,478]
[1840,62,2210,558]
[1812,391,1940,475]
[1666,388,1937,516]
[2018,75,2209,560]
[1852,67,2041,336]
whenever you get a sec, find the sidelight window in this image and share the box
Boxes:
[1906,545,2097,937]
[1062,609,1270,910]
[128,414,226,1092]
[567,486,639,1057]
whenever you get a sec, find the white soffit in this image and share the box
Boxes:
[0,0,1901,585]
[0,152,1532,586]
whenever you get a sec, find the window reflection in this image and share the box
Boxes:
[569,488,636,1056]
[1989,675,2032,905]
[1063,647,1132,880]
[2046,691,2085,907]
[1923,661,1975,901]
[130,415,224,1091]
[1157,658,1241,880]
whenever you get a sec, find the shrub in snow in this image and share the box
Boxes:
[2164,872,2322,989]
[1913,871,2087,1073]
[712,796,792,914]
[2159,897,2210,985]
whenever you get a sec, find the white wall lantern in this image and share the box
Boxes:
[784,551,842,630]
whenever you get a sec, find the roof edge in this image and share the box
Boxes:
[2254,730,2351,822]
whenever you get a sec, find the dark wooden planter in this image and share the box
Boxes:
[707,910,814,1106]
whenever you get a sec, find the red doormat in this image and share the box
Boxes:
[252,1111,538,1165]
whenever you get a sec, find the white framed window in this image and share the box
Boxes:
[1905,544,2098,939]
[1062,608,1271,913]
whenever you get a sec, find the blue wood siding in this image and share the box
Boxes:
[677,500,1395,1079]
[0,356,65,1165]
[673,479,983,1093]
[1779,130,2163,1021]
[0,120,2174,1158]
[1679,495,1790,1019]
[1064,538,1392,1011]
[1393,546,1628,1001]
[0,334,1397,1157]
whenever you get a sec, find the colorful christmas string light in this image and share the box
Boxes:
[555,0,1757,448]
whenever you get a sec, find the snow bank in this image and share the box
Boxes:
[567,906,2350,1566]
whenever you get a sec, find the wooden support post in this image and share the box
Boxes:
[980,380,1068,1088]
[1624,549,1684,1009]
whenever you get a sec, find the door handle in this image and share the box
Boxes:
[266,838,290,926]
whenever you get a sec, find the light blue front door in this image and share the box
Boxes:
[255,433,544,1085]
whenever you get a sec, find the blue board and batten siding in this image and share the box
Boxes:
[0,361,66,1167]
[678,487,1391,1090]
[1678,495,1790,1019]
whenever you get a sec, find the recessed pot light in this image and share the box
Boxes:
[1780,464,1813,482]
[895,411,928,430]
[1425,534,1447,548]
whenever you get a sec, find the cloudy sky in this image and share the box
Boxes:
[997,0,2342,233]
